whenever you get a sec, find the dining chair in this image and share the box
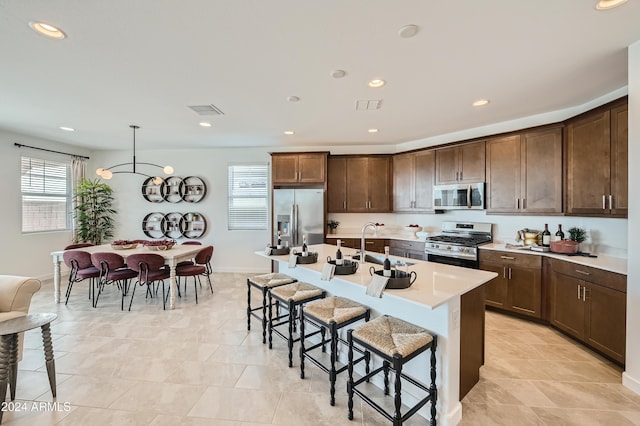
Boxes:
[64,243,94,250]
[62,250,100,306]
[90,252,138,310]
[175,245,214,304]
[125,253,170,311]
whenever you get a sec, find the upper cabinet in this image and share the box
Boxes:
[393,150,435,212]
[486,128,562,214]
[565,102,627,217]
[271,153,327,185]
[327,155,392,213]
[435,141,485,184]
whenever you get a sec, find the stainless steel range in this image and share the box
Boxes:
[425,221,493,268]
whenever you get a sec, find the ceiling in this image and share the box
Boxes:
[1,0,640,151]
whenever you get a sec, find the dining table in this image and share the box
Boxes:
[50,243,204,309]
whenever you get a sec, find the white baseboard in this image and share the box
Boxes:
[623,372,640,396]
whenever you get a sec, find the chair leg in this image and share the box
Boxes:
[64,280,74,305]
[128,281,139,311]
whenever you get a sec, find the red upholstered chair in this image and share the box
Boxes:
[125,253,170,311]
[64,243,94,250]
[177,240,202,268]
[175,245,214,304]
[90,252,138,310]
[62,250,100,306]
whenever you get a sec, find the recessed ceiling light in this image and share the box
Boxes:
[472,99,490,107]
[368,79,386,88]
[595,0,628,10]
[284,131,295,135]
[287,96,300,102]
[330,70,347,79]
[368,128,379,133]
[398,25,419,38]
[199,122,211,127]
[28,21,66,39]
[59,126,75,132]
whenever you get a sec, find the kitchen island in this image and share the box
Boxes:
[256,244,497,426]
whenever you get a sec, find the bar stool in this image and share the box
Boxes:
[246,273,297,343]
[268,282,325,367]
[299,296,370,406]
[347,315,437,426]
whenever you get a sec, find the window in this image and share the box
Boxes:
[228,164,268,230]
[21,156,71,233]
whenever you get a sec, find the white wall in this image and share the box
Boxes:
[623,40,640,395]
[0,129,92,279]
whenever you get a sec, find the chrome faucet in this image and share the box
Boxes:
[360,222,378,264]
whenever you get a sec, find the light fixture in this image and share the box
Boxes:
[287,96,301,102]
[284,130,295,135]
[330,70,347,79]
[59,126,75,132]
[368,79,386,88]
[96,125,173,183]
[472,99,490,107]
[28,21,66,39]
[199,122,211,127]
[595,0,628,10]
[398,24,419,38]
[368,128,379,133]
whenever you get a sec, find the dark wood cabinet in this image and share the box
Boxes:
[393,150,435,212]
[565,101,627,217]
[548,258,626,364]
[389,240,425,260]
[479,250,542,318]
[325,237,388,254]
[435,141,485,184]
[486,128,562,214]
[272,153,327,185]
[327,155,392,213]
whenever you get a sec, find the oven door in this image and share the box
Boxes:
[427,253,479,269]
[433,183,484,210]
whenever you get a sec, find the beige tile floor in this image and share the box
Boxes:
[2,272,639,425]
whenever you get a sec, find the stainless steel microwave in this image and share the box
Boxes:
[433,183,485,210]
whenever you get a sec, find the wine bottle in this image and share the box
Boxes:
[555,224,565,241]
[542,223,551,247]
[336,239,343,265]
[383,246,391,277]
[302,235,308,257]
[277,231,282,248]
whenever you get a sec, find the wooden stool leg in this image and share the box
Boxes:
[246,279,251,331]
[393,355,402,426]
[347,330,355,421]
[8,334,18,400]
[261,287,268,344]
[41,323,56,397]
[329,322,338,406]
[287,300,294,368]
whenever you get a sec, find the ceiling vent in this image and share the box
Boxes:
[355,99,382,111]
[187,104,225,116]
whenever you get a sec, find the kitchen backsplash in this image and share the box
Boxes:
[328,211,628,258]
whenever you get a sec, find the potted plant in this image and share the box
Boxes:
[327,219,340,234]
[567,226,587,252]
[73,178,117,245]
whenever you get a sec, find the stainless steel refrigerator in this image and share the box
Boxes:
[273,188,324,247]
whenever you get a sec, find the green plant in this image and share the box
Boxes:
[567,227,587,243]
[73,178,117,245]
[327,219,340,230]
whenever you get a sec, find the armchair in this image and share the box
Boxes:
[0,276,42,361]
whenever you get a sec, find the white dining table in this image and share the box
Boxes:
[50,243,204,309]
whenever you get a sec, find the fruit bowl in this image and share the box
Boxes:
[144,239,176,251]
[111,240,138,250]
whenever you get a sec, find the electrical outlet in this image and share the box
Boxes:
[451,309,460,329]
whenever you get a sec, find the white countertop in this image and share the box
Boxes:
[480,243,627,275]
[257,244,497,309]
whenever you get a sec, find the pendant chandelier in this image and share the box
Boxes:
[96,125,174,184]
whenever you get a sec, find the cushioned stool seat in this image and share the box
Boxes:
[300,297,370,405]
[347,315,437,426]
[247,273,297,344]
[268,282,325,367]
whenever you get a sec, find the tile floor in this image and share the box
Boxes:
[2,272,639,425]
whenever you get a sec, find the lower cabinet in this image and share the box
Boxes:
[548,258,626,364]
[479,250,542,318]
[325,237,388,254]
[389,240,426,260]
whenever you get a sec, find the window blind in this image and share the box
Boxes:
[228,164,268,230]
[21,156,71,232]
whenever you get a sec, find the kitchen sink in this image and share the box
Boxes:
[352,254,415,267]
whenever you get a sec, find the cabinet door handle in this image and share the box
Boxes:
[459,171,463,180]
[503,267,506,279]
[500,256,515,260]
[455,171,459,181]
[508,267,512,280]
[583,286,589,302]
[516,198,520,209]
[522,198,526,209]
[602,194,606,210]
[575,269,590,276]
[577,284,581,300]
[343,201,346,209]
[609,195,613,210]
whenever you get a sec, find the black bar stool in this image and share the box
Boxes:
[299,296,370,406]
[246,273,297,343]
[268,282,325,367]
[347,315,438,426]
